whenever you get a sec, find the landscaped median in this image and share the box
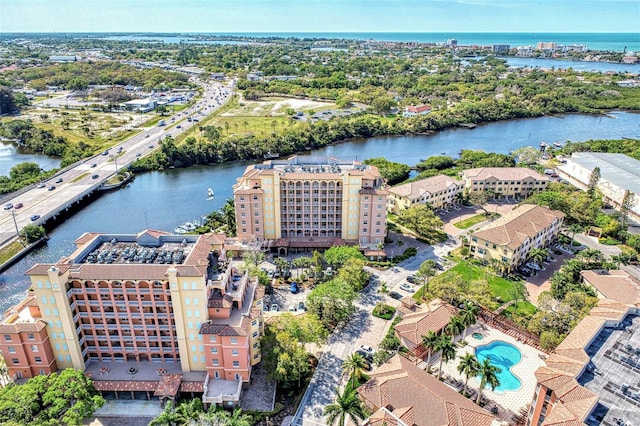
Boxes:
[453,212,500,229]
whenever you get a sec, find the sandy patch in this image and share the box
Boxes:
[221,97,332,117]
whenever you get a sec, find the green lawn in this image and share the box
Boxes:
[448,261,518,303]
[502,301,537,317]
[0,240,25,265]
[453,213,490,229]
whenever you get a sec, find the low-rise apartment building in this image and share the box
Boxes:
[557,152,640,223]
[2,230,264,407]
[358,354,496,426]
[233,156,388,253]
[469,204,564,271]
[387,174,464,214]
[403,104,432,117]
[462,167,550,199]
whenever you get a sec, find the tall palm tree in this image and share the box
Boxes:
[459,303,479,339]
[446,315,466,340]
[342,353,368,386]
[457,353,480,397]
[421,331,440,371]
[324,387,367,426]
[528,247,548,268]
[476,358,501,405]
[436,335,457,380]
[221,198,237,236]
[568,223,582,247]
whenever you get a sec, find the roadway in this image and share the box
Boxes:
[0,80,234,246]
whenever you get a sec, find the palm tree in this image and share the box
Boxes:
[342,353,368,386]
[416,259,437,294]
[457,353,480,397]
[528,247,548,268]
[421,331,440,371]
[459,302,479,339]
[476,358,501,405]
[436,335,457,380]
[568,223,582,247]
[324,387,367,426]
[242,120,249,133]
[446,315,466,340]
[221,198,236,235]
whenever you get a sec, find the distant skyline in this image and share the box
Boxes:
[1,0,639,34]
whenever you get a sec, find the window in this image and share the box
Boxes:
[232,361,240,368]
[211,347,218,354]
[11,358,19,364]
[230,337,238,344]
[212,359,219,366]
[35,357,42,363]
[31,345,39,352]
[4,335,11,342]
[8,346,15,353]
[28,334,35,341]
[232,349,239,356]
[209,336,217,343]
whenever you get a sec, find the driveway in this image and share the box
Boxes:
[523,250,573,304]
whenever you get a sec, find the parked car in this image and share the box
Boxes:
[290,282,298,294]
[389,291,403,300]
[270,304,279,312]
[406,275,417,283]
[436,262,445,271]
[288,305,296,312]
[297,301,306,311]
[30,214,40,221]
[399,282,414,293]
[356,349,373,363]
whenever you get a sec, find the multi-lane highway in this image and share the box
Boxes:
[0,80,234,246]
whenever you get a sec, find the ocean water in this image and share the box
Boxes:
[102,32,640,52]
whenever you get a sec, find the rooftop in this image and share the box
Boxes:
[240,155,383,181]
[563,152,640,196]
[471,204,564,250]
[581,269,640,307]
[389,174,463,201]
[463,167,549,182]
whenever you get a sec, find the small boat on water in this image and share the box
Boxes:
[553,142,563,148]
[207,188,214,199]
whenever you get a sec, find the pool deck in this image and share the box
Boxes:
[424,323,546,419]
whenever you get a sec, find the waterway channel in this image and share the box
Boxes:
[0,111,638,312]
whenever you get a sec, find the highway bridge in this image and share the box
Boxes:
[0,80,233,247]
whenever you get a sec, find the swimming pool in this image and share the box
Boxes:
[475,341,522,392]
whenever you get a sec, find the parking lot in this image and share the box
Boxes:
[521,244,576,304]
[263,284,308,314]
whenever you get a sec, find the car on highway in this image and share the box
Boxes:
[145,133,149,138]
[176,125,182,129]
[399,282,414,293]
[14,203,23,209]
[90,163,97,168]
[91,174,99,179]
[30,214,40,221]
[389,291,403,300]
[48,185,56,191]
[136,153,142,157]
[4,203,13,210]
[37,183,46,188]
[148,145,154,149]
[55,178,63,183]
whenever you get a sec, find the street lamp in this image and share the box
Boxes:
[9,208,25,247]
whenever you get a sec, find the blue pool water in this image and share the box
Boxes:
[475,341,522,392]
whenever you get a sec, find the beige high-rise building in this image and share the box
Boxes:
[233,156,388,254]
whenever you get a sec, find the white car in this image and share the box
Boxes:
[399,283,414,293]
[359,345,374,355]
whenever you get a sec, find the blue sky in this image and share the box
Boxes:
[1,0,638,33]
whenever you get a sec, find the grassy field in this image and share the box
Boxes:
[174,94,337,144]
[453,213,491,229]
[0,240,25,265]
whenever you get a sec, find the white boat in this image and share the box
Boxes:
[207,188,214,199]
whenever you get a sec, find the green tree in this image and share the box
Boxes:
[468,191,489,212]
[396,204,445,242]
[221,198,237,236]
[363,158,411,185]
[446,315,466,338]
[371,96,397,115]
[415,259,437,294]
[307,279,357,331]
[435,334,457,380]
[568,223,583,247]
[421,331,440,372]
[475,358,501,405]
[342,353,368,386]
[337,257,369,290]
[457,353,480,397]
[0,87,18,114]
[528,247,548,268]
[324,387,367,426]
[587,166,601,198]
[620,190,636,228]
[324,245,365,267]
[0,368,104,426]
[508,280,528,315]
[20,224,46,244]
[459,302,479,339]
